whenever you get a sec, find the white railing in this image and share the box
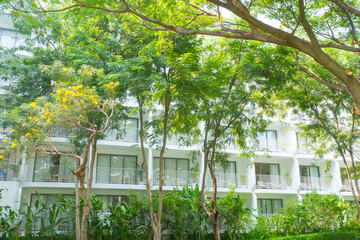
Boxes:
[341,179,360,192]
[105,127,138,143]
[50,127,76,138]
[26,164,75,183]
[96,167,144,185]
[256,174,294,190]
[153,170,199,186]
[257,138,289,152]
[205,173,248,188]
[0,164,19,181]
[300,176,332,191]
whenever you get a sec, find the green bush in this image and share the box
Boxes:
[269,231,359,240]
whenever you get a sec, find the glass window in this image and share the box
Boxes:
[299,165,320,189]
[255,163,280,175]
[96,154,138,184]
[105,118,138,142]
[124,118,138,142]
[255,163,280,187]
[153,157,189,185]
[258,130,278,151]
[33,154,73,183]
[257,199,283,215]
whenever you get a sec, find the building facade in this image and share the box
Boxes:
[0,117,356,218]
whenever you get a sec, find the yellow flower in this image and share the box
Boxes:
[32,128,37,132]
[2,140,9,143]
[25,133,31,137]
[93,100,99,105]
[10,130,15,132]
[47,118,51,123]
[45,102,51,106]
[28,117,32,121]
[33,116,38,120]
[114,103,117,106]
[57,89,62,94]
[62,97,67,103]
[29,102,36,107]
[0,155,3,159]
[10,143,17,148]
[62,67,67,72]
[43,112,50,119]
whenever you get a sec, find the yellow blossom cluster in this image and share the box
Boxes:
[104,81,120,97]
[54,85,99,107]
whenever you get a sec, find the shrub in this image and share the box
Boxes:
[269,231,359,240]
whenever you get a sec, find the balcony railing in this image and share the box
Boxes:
[205,173,248,188]
[105,127,138,143]
[50,127,76,138]
[0,164,19,181]
[96,167,144,185]
[153,170,199,186]
[340,179,360,192]
[257,138,289,152]
[256,174,294,190]
[23,164,75,183]
[300,176,332,191]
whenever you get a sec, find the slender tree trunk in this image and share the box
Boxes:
[79,174,89,240]
[199,123,221,240]
[342,159,360,219]
[138,102,164,240]
[154,94,171,240]
[74,163,81,240]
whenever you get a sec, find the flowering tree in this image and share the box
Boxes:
[1,81,119,240]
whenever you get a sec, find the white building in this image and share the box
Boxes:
[0,115,356,217]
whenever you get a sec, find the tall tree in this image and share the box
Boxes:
[120,32,202,240]
[192,39,268,240]
[281,75,360,219]
[1,75,119,240]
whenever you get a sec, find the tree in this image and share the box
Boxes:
[190,39,268,240]
[122,32,202,240]
[1,78,118,240]
[4,0,360,115]
[280,74,360,219]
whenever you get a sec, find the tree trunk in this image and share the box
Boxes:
[212,213,221,240]
[74,171,81,240]
[79,174,89,240]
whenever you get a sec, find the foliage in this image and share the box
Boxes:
[0,189,358,239]
[265,192,359,237]
[269,231,359,240]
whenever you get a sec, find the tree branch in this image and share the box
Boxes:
[293,49,350,94]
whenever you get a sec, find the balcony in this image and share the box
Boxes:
[50,127,76,138]
[340,179,360,192]
[300,176,332,191]
[256,174,294,190]
[205,173,248,189]
[0,164,19,181]
[28,164,75,183]
[258,138,288,153]
[96,167,144,185]
[105,127,138,143]
[153,170,199,186]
